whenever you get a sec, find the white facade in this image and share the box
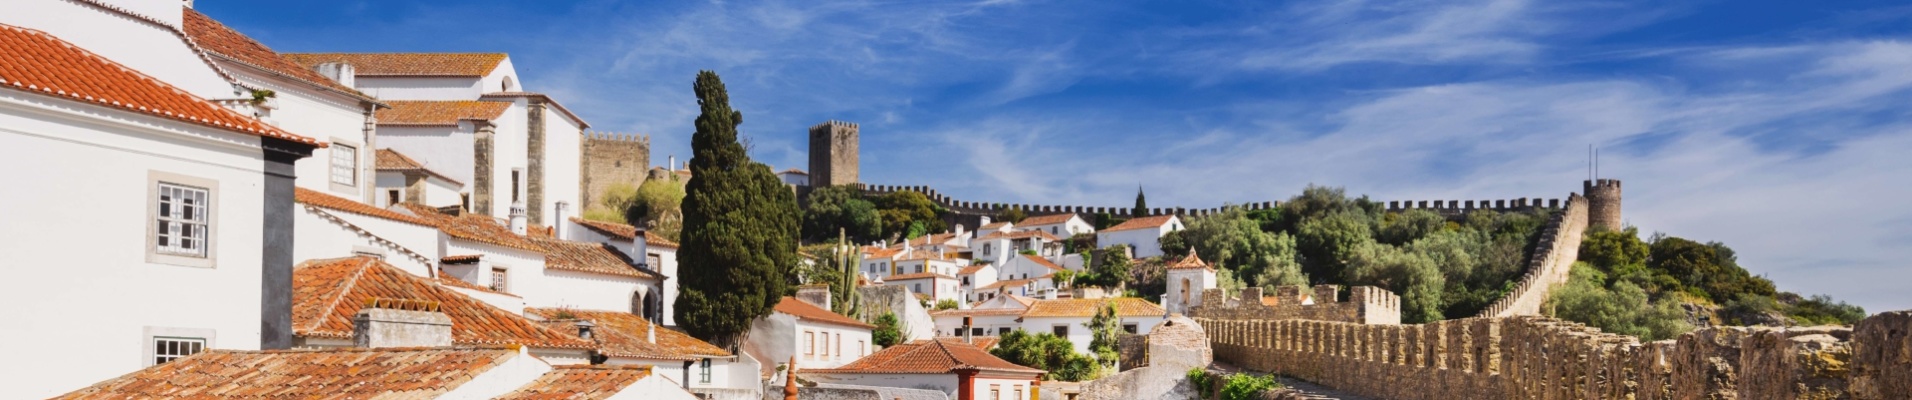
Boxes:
[1014,214,1095,238]
[1020,315,1163,355]
[292,202,440,277]
[1164,267,1217,315]
[1096,215,1184,259]
[0,79,277,400]
[745,309,875,372]
[0,0,239,99]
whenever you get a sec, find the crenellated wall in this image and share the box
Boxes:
[1196,310,1912,400]
[580,131,649,212]
[1188,285,1402,325]
[855,183,1564,227]
[1475,193,1588,318]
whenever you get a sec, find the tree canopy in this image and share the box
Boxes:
[802,185,879,244]
[874,190,945,241]
[673,71,801,350]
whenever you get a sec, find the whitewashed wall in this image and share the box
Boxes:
[537,100,582,226]
[1019,316,1162,355]
[932,314,1022,338]
[803,374,958,399]
[231,70,372,203]
[292,207,437,277]
[0,0,236,99]
[0,93,268,399]
[1096,220,1181,259]
[534,269,655,313]
[746,313,874,372]
[377,125,473,183]
[354,76,484,101]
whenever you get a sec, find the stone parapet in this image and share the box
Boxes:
[1475,193,1587,318]
[1195,310,1912,399]
[1189,285,1402,325]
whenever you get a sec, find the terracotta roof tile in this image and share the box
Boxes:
[282,52,507,77]
[1021,254,1067,272]
[1168,250,1214,271]
[884,272,957,281]
[496,365,656,400]
[443,254,483,264]
[293,256,596,349]
[180,10,370,101]
[1102,215,1179,233]
[480,91,591,128]
[570,218,680,249]
[529,237,659,280]
[804,339,1042,375]
[52,346,519,399]
[294,187,433,226]
[0,24,320,146]
[1017,214,1078,226]
[930,308,1026,318]
[976,230,1063,242]
[775,296,875,329]
[1022,298,1166,318]
[977,278,1039,291]
[377,100,512,126]
[526,308,730,360]
[978,222,1012,230]
[862,246,905,259]
[376,148,463,184]
[957,264,991,275]
[434,269,521,298]
[934,336,1002,350]
[400,203,544,252]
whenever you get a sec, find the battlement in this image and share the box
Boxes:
[581,131,651,212]
[808,120,859,187]
[1474,194,1585,318]
[1189,284,1402,325]
[810,120,860,131]
[583,131,651,144]
[1383,197,1562,217]
[1583,178,1621,191]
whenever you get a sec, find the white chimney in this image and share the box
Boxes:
[508,202,528,235]
[554,201,571,240]
[632,227,650,268]
[315,62,356,88]
[955,224,966,238]
[1042,288,1058,300]
[669,155,677,171]
[979,216,992,229]
[353,298,451,348]
[647,321,656,344]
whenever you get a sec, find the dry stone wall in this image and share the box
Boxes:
[1195,310,1912,400]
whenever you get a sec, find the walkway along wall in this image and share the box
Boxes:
[1476,194,1587,318]
[1196,311,1912,400]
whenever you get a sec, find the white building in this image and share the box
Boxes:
[568,218,682,326]
[970,229,1064,265]
[526,308,760,396]
[779,168,809,186]
[291,257,599,365]
[745,296,877,375]
[1019,298,1169,355]
[0,16,324,398]
[1013,213,1095,238]
[1163,251,1218,315]
[933,295,1036,338]
[957,263,999,302]
[803,339,1045,400]
[292,187,442,277]
[1095,215,1184,259]
[374,149,465,208]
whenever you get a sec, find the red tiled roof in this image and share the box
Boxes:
[1102,215,1179,233]
[930,308,1026,318]
[885,272,957,281]
[52,346,519,399]
[526,308,730,361]
[570,218,681,249]
[293,256,595,350]
[1017,214,1078,226]
[775,296,875,329]
[282,52,507,77]
[934,336,1002,350]
[434,270,520,298]
[399,203,544,252]
[294,187,433,226]
[862,246,905,259]
[978,222,1012,230]
[805,339,1042,375]
[528,237,659,280]
[1021,254,1067,272]
[0,24,320,147]
[1168,250,1214,271]
[976,230,1063,242]
[977,278,1039,291]
[179,10,371,101]
[958,264,991,275]
[376,148,463,184]
[443,254,483,264]
[1023,298,1166,318]
[377,100,512,126]
[496,365,656,400]
[480,91,591,128]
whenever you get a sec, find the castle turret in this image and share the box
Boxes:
[808,120,859,187]
[1584,179,1622,230]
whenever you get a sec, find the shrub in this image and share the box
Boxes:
[934,299,959,311]
[1218,373,1281,400]
[872,312,902,347]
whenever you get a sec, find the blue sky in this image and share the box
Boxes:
[201,0,1912,312]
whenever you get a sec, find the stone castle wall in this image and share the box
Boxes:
[809,121,859,187]
[856,183,1566,230]
[1197,311,1912,400]
[1189,285,1403,325]
[1585,179,1623,230]
[580,132,649,211]
[1475,194,1588,318]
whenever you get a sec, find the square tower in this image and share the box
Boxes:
[808,120,859,187]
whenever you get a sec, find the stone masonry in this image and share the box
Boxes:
[580,132,649,211]
[808,120,858,187]
[1585,179,1623,231]
[1195,310,1912,400]
[1476,194,1587,318]
[1190,285,1403,325]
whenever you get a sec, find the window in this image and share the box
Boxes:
[983,243,992,254]
[914,284,922,294]
[152,337,204,365]
[963,277,970,285]
[511,169,522,202]
[387,189,401,206]
[998,327,1011,336]
[1053,325,1069,336]
[954,328,964,336]
[1124,323,1139,334]
[1015,385,1024,400]
[699,358,712,383]
[821,332,830,357]
[990,385,1000,400]
[858,340,865,356]
[490,267,508,292]
[330,144,357,186]
[835,333,843,359]
[971,327,983,336]
[153,181,211,259]
[805,331,815,355]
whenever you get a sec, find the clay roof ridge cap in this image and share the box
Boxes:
[303,256,376,333]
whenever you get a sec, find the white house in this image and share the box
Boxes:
[291,257,599,365]
[970,229,1064,265]
[803,339,1045,400]
[1019,298,1169,355]
[525,308,760,396]
[568,218,682,325]
[745,295,877,376]
[292,187,441,277]
[1163,251,1218,315]
[374,148,465,208]
[779,168,809,186]
[1095,215,1184,259]
[1014,213,1095,238]
[0,19,324,398]
[957,263,999,303]
[997,254,1067,282]
[932,295,1035,338]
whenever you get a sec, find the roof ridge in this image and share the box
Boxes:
[304,206,434,266]
[928,339,970,370]
[66,0,243,86]
[302,256,375,333]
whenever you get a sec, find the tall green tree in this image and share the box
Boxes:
[802,185,880,243]
[1163,207,1308,289]
[875,190,945,240]
[1132,187,1149,218]
[674,71,801,350]
[1085,301,1122,368]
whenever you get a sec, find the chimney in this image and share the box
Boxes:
[795,284,832,311]
[315,62,356,88]
[353,298,451,348]
[632,227,651,268]
[962,317,973,344]
[1043,288,1058,300]
[554,201,571,240]
[979,216,992,229]
[647,320,657,344]
[508,202,528,235]
[575,320,596,340]
[955,224,966,238]
[669,155,677,171]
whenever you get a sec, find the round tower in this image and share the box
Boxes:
[1584,179,1622,230]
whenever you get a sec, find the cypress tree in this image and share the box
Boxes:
[674,71,801,350]
[1133,187,1149,218]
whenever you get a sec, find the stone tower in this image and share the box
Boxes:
[580,132,651,211]
[1584,179,1622,230]
[807,120,858,187]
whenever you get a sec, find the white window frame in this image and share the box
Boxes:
[147,171,217,268]
[142,326,214,366]
[329,141,359,189]
[699,358,712,383]
[490,266,509,292]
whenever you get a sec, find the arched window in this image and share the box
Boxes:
[501,76,517,92]
[631,291,647,316]
[1180,278,1191,306]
